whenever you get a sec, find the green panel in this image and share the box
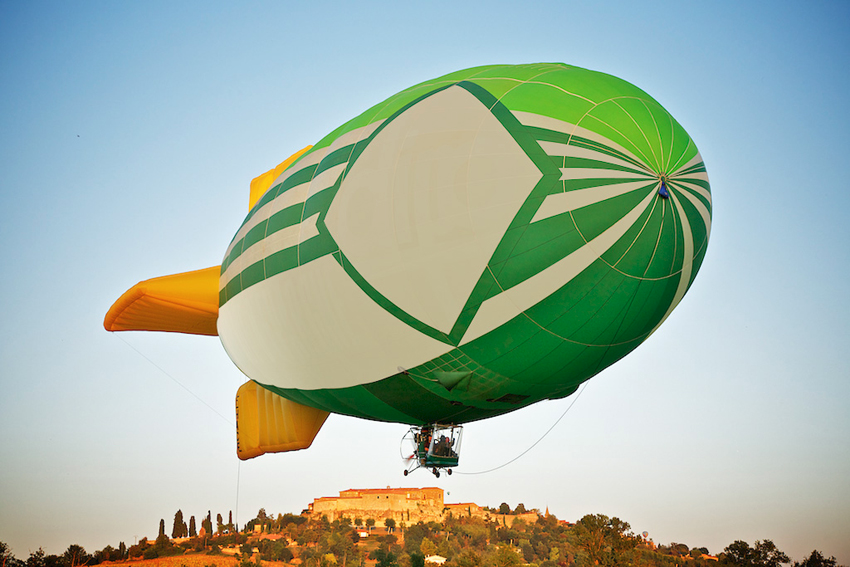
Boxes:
[606,195,666,276]
[239,259,266,293]
[266,203,305,234]
[642,198,679,279]
[572,184,653,242]
[264,246,298,279]
[581,101,661,172]
[242,220,269,251]
[600,195,657,269]
[499,81,595,125]
[489,218,586,291]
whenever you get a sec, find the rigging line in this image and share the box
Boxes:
[235,460,241,532]
[455,381,589,475]
[113,333,235,427]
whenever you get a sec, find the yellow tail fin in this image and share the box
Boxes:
[235,380,329,460]
[104,266,220,336]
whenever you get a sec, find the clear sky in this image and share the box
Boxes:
[1,0,848,564]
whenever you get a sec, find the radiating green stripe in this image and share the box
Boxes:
[526,126,650,173]
[676,162,706,176]
[562,156,653,176]
[672,179,711,212]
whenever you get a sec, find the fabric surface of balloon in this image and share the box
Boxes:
[215,63,712,427]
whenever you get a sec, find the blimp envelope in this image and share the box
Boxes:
[107,63,712,459]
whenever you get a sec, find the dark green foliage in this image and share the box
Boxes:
[63,545,90,567]
[6,504,843,567]
[572,514,639,566]
[202,516,213,537]
[722,540,790,567]
[794,551,843,567]
[26,548,45,567]
[258,540,293,562]
[173,510,186,538]
[371,545,398,567]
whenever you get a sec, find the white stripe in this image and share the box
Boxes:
[223,162,348,262]
[531,180,654,224]
[325,120,384,155]
[514,110,650,170]
[227,121,385,259]
[461,188,657,345]
[676,184,712,241]
[647,190,694,336]
[539,141,646,172]
[269,146,330,189]
[559,167,653,181]
[220,213,320,290]
[674,152,705,175]
[676,180,712,207]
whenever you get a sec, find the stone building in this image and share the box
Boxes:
[309,487,445,524]
[308,487,539,527]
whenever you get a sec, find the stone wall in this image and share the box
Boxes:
[309,488,540,528]
[310,487,445,524]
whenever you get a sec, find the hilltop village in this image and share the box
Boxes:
[308,487,539,527]
[1,487,838,567]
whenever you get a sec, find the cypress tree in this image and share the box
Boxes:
[172,510,185,539]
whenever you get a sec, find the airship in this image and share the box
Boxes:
[105,63,711,474]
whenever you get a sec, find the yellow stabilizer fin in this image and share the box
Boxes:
[248,145,313,210]
[235,380,330,460]
[104,266,220,336]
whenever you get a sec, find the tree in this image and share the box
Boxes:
[514,503,527,514]
[189,516,197,537]
[173,510,186,538]
[159,519,166,538]
[26,549,45,567]
[1,542,14,567]
[420,538,437,557]
[723,540,790,567]
[217,513,224,534]
[385,518,397,532]
[493,545,521,567]
[498,503,511,515]
[794,551,841,567]
[572,514,639,565]
[62,545,89,567]
[202,515,213,537]
[366,518,376,532]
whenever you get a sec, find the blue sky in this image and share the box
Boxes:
[1,0,848,564]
